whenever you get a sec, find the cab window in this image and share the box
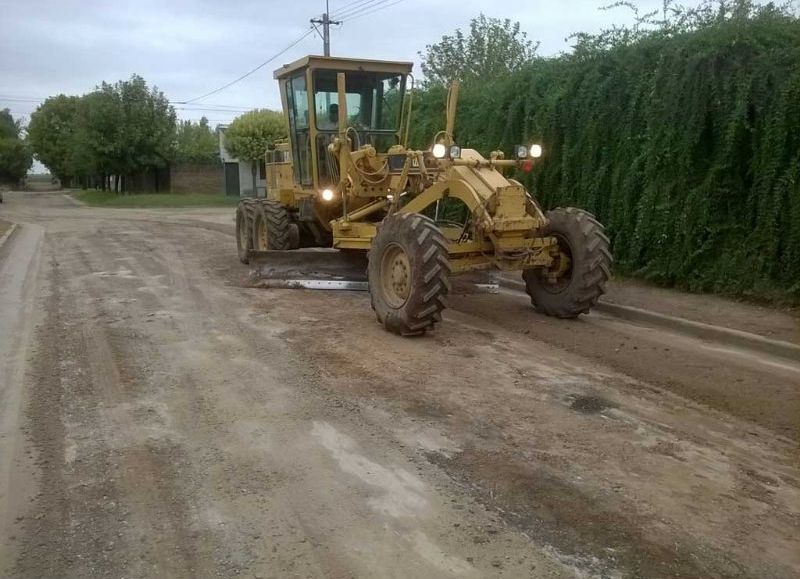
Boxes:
[313,70,404,133]
[286,73,311,185]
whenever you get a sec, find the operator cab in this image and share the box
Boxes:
[273,55,413,191]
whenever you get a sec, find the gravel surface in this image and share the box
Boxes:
[1,191,798,578]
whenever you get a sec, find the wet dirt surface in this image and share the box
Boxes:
[1,191,799,578]
[603,278,799,344]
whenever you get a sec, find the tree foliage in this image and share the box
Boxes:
[27,95,81,182]
[174,117,219,164]
[113,75,176,174]
[27,75,176,188]
[0,109,32,183]
[224,109,287,162]
[412,2,800,301]
[0,109,21,139]
[419,14,539,86]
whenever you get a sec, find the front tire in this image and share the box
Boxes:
[368,213,451,336]
[251,200,292,251]
[523,207,612,318]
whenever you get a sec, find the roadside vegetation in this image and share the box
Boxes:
[26,78,235,194]
[222,109,287,194]
[413,0,800,302]
[0,109,32,185]
[73,190,238,208]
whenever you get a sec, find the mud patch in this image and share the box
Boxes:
[426,447,743,578]
[569,394,616,414]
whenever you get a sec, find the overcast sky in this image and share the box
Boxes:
[0,0,725,127]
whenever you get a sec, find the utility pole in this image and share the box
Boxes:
[311,0,341,57]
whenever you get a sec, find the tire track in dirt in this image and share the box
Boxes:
[258,286,800,578]
[14,215,577,578]
[16,230,206,578]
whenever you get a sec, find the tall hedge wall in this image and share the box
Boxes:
[411,8,800,301]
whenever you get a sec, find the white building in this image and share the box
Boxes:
[217,125,266,197]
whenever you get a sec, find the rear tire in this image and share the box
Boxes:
[368,213,451,336]
[235,201,255,264]
[523,207,612,318]
[251,200,292,251]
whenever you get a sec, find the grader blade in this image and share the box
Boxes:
[246,250,499,294]
[247,249,368,290]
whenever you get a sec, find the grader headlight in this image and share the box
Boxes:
[432,143,447,159]
[530,144,543,158]
[515,145,529,159]
[449,145,462,159]
[321,188,335,202]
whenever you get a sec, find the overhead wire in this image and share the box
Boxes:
[177,27,315,104]
[331,0,381,20]
[6,1,406,116]
[340,0,406,23]
[330,0,372,16]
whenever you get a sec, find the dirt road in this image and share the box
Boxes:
[1,191,798,578]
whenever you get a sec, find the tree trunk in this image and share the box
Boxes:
[114,175,119,194]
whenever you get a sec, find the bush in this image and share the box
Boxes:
[412,2,800,301]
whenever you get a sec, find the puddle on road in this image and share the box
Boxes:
[569,394,616,414]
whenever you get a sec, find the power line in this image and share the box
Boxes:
[178,27,315,104]
[342,0,406,22]
[330,0,370,16]
[332,0,379,19]
[0,96,44,103]
[0,95,261,113]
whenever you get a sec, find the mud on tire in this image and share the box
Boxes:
[368,213,451,336]
[523,207,612,318]
[251,199,292,251]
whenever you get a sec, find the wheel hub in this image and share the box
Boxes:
[381,244,411,308]
[542,234,574,292]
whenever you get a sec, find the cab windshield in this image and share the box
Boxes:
[313,70,404,133]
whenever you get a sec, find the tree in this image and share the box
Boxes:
[224,109,287,195]
[0,109,21,140]
[174,117,219,164]
[419,14,539,86]
[76,84,122,190]
[26,75,177,191]
[27,95,81,184]
[0,109,32,184]
[115,75,175,177]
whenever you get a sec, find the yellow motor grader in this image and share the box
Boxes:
[235,55,611,336]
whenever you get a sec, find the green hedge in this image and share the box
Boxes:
[410,8,800,301]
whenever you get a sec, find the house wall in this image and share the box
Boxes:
[124,168,170,193]
[170,163,222,194]
[218,124,265,197]
[238,161,266,197]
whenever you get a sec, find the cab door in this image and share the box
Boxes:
[285,73,312,187]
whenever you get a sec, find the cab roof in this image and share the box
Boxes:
[274,55,413,80]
